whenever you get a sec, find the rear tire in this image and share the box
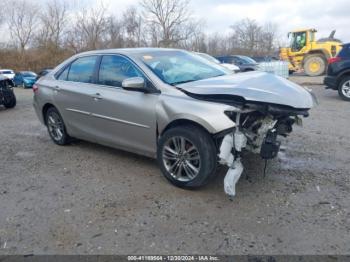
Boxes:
[338,76,350,101]
[45,107,70,145]
[304,54,326,76]
[157,125,217,189]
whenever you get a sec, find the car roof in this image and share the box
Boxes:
[215,55,246,58]
[77,47,184,56]
[20,71,35,73]
[0,69,14,72]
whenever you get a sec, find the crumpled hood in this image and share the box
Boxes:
[177,71,315,109]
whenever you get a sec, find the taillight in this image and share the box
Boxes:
[33,84,39,93]
[328,57,341,64]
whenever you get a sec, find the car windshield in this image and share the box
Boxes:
[139,50,230,85]
[22,72,37,77]
[238,56,257,64]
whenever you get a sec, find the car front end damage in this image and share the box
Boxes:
[177,72,316,197]
[217,104,308,197]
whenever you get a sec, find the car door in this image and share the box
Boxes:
[88,54,159,156]
[14,73,22,86]
[52,55,101,142]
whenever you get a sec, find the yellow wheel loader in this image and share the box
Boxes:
[280,29,342,76]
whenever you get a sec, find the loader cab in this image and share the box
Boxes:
[288,29,316,52]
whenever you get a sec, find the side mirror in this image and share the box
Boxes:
[122,77,148,92]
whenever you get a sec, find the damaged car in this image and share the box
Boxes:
[0,75,16,109]
[33,48,315,196]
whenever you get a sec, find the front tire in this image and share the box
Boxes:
[304,54,326,76]
[45,107,70,145]
[157,125,217,189]
[3,90,16,108]
[338,76,350,101]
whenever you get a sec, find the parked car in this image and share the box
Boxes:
[195,52,240,73]
[33,48,315,196]
[251,56,279,63]
[36,69,52,81]
[0,75,16,109]
[215,55,258,72]
[0,69,15,80]
[324,43,350,101]
[13,71,38,88]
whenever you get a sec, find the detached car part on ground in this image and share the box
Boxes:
[33,48,315,197]
[0,76,16,109]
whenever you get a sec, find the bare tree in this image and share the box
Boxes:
[231,18,261,53]
[37,0,68,49]
[122,6,144,47]
[260,22,278,54]
[180,19,206,51]
[66,3,108,52]
[229,18,278,55]
[0,1,6,25]
[141,0,198,47]
[7,0,39,53]
[105,16,125,48]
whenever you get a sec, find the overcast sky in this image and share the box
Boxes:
[2,0,349,45]
[83,0,350,44]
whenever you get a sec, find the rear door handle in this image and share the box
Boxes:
[92,93,102,100]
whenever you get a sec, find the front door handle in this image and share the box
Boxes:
[53,86,60,91]
[92,93,102,100]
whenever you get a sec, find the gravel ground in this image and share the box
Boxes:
[0,81,349,255]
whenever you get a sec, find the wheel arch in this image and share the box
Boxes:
[42,103,57,125]
[159,118,213,138]
[337,72,350,87]
[338,69,350,81]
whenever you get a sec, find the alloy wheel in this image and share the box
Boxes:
[341,80,350,98]
[162,136,201,182]
[47,111,64,141]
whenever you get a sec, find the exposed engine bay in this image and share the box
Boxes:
[181,89,313,197]
[218,109,303,197]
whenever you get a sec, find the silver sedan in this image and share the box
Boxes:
[33,48,314,193]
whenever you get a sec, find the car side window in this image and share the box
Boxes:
[98,55,143,87]
[232,57,241,64]
[57,66,69,81]
[226,57,234,64]
[67,56,97,83]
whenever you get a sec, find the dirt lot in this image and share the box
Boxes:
[0,77,349,255]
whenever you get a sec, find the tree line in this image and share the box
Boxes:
[0,0,279,72]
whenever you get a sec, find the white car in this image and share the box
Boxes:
[0,69,15,80]
[195,52,240,73]
[220,62,241,72]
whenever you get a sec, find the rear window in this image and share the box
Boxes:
[338,45,350,58]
